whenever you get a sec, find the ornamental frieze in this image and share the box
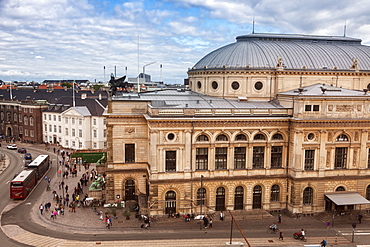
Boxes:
[336,105,354,112]
[147,120,289,128]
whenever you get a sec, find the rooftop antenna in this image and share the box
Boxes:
[252,17,255,34]
[160,64,163,83]
[343,21,347,37]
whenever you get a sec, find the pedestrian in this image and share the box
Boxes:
[320,239,327,247]
[301,229,305,241]
[279,230,284,241]
[220,211,224,221]
[50,211,55,221]
[358,212,363,224]
[39,204,44,214]
[203,216,209,228]
[65,185,68,193]
[209,218,213,229]
[278,213,282,223]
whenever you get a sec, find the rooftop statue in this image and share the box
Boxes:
[109,74,127,96]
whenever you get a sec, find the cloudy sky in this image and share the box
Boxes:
[1,0,370,84]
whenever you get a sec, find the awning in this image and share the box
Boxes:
[325,192,370,206]
[71,152,106,163]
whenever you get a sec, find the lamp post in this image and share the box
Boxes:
[199,175,204,230]
[142,62,156,83]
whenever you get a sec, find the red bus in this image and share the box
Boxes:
[10,169,37,199]
[27,155,50,180]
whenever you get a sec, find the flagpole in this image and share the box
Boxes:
[73,80,76,107]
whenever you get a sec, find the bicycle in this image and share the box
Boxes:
[292,213,302,219]
[267,226,279,234]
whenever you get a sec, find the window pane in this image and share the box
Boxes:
[165,150,176,171]
[125,144,135,163]
[196,148,208,170]
[304,150,315,170]
[253,147,264,168]
[270,146,282,168]
[234,147,246,169]
[334,147,347,169]
[271,185,280,202]
[215,147,227,169]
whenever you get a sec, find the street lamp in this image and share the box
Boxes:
[141,62,156,87]
[200,175,204,230]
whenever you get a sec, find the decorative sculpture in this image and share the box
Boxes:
[90,174,104,190]
[109,74,127,96]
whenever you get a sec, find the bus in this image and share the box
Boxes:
[27,155,50,180]
[10,169,37,199]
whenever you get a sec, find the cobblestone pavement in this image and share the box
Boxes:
[0,143,363,246]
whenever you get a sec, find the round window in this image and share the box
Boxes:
[307,133,315,140]
[167,133,175,141]
[197,81,202,89]
[254,81,263,90]
[212,81,218,90]
[232,81,240,90]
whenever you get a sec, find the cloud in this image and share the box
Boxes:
[0,0,370,83]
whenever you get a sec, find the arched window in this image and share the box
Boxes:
[197,188,206,206]
[270,185,280,202]
[165,190,176,214]
[254,133,265,140]
[336,134,349,141]
[303,187,313,205]
[235,134,247,141]
[197,135,209,142]
[24,116,28,125]
[216,187,226,211]
[366,185,370,200]
[272,133,283,140]
[336,186,345,191]
[216,134,228,141]
[234,186,244,210]
[253,185,262,209]
[29,116,34,126]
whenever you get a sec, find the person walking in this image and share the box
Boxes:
[358,212,363,224]
[209,218,213,229]
[39,204,44,215]
[320,239,327,247]
[301,229,305,241]
[220,211,224,221]
[279,230,284,241]
[278,213,282,223]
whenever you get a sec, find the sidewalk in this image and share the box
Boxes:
[0,143,359,246]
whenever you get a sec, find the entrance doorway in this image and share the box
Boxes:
[165,190,176,214]
[216,187,226,211]
[125,179,136,201]
[253,185,262,209]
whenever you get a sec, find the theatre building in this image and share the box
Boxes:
[105,33,370,215]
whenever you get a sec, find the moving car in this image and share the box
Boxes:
[18,148,27,153]
[24,153,32,160]
[7,144,17,150]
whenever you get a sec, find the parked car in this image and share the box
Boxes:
[18,148,27,153]
[24,153,32,160]
[7,144,17,150]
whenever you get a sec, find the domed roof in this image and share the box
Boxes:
[191,33,370,71]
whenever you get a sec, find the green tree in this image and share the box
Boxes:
[61,82,72,88]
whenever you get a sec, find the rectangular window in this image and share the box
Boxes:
[66,140,69,146]
[93,142,97,149]
[335,147,347,169]
[103,118,106,125]
[25,129,28,136]
[79,142,82,148]
[305,105,312,111]
[72,118,75,124]
[196,148,208,170]
[304,150,315,170]
[65,118,68,124]
[215,147,227,169]
[58,115,61,121]
[19,126,23,133]
[72,129,75,137]
[313,105,320,111]
[79,129,82,138]
[49,125,52,132]
[58,137,61,144]
[65,128,68,135]
[59,126,61,133]
[270,146,282,168]
[44,124,47,131]
[49,114,51,120]
[54,125,57,132]
[125,144,135,163]
[165,150,176,171]
[30,130,34,137]
[53,115,56,121]
[24,108,27,113]
[79,118,82,125]
[252,146,265,169]
[104,129,106,138]
[234,147,246,169]
[72,141,75,147]
[93,118,97,125]
[29,108,33,113]
[19,115,22,122]
[93,129,97,138]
